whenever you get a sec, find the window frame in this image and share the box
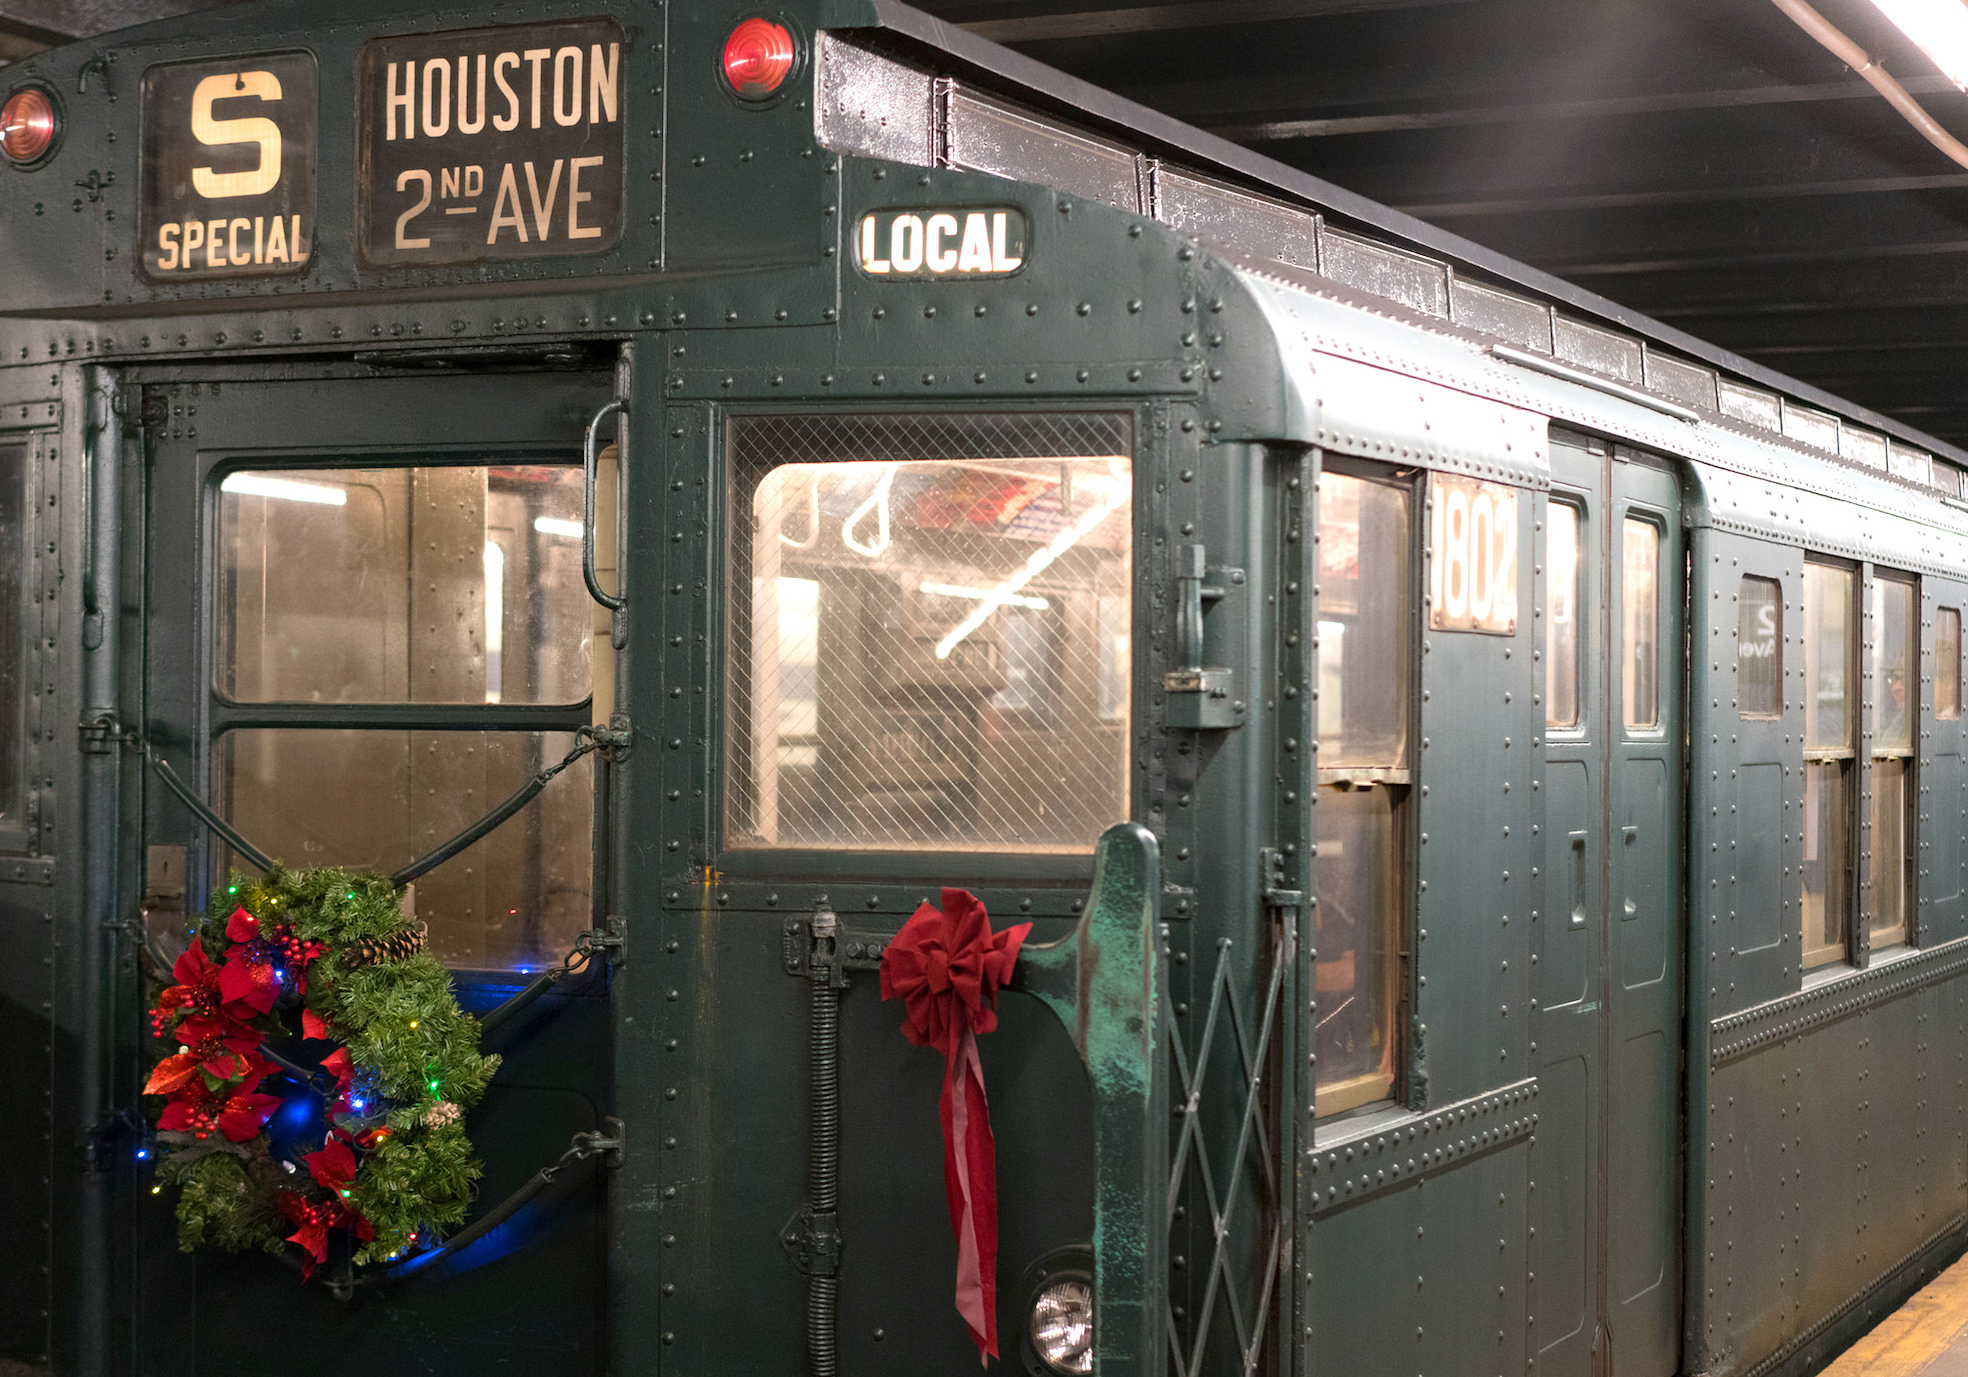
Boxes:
[1801,556,1860,974]
[1736,574,1783,721]
[1312,456,1420,1123]
[1619,512,1665,735]
[1937,605,1963,722]
[713,407,1144,884]
[201,445,601,973]
[1543,493,1586,735]
[1864,568,1919,955]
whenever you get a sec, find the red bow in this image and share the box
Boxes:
[880,888,1030,1363]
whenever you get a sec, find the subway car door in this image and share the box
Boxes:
[132,368,617,1377]
[1534,435,1684,1377]
[1606,451,1685,1377]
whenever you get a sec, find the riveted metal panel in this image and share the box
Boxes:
[1843,426,1891,473]
[1782,401,1841,457]
[945,88,1141,213]
[1317,227,1449,318]
[814,31,933,168]
[1152,165,1319,272]
[1552,316,1642,385]
[1719,379,1785,434]
[1922,577,1968,946]
[1644,349,1717,412]
[1448,277,1552,355]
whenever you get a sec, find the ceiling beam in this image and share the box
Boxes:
[1394,172,1968,219]
[953,0,1474,43]
[1211,74,1956,141]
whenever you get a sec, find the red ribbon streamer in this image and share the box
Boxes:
[880,888,1031,1363]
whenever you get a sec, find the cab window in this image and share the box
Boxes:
[725,413,1134,854]
[214,461,596,971]
[1314,466,1412,1117]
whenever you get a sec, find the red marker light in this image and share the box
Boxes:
[1,87,56,166]
[723,17,796,100]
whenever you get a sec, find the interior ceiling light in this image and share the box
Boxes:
[1771,0,1968,170]
[1870,0,1968,89]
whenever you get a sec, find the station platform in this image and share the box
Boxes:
[1827,1255,1968,1377]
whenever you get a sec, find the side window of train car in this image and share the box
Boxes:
[724,413,1134,854]
[1622,518,1661,730]
[214,464,596,970]
[1803,561,1857,970]
[1868,573,1918,952]
[0,439,22,847]
[1314,465,1413,1119]
[1545,501,1581,729]
[1738,577,1782,718]
[1940,607,1963,721]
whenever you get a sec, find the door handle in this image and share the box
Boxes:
[1621,826,1639,917]
[1570,831,1589,928]
[583,399,628,643]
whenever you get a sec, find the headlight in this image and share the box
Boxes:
[1030,1275,1093,1375]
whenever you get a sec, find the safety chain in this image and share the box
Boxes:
[82,712,633,886]
[541,1119,627,1183]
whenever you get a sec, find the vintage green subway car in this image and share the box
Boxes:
[3,1,1968,1375]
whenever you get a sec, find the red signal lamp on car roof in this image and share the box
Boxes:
[723,17,797,101]
[1,86,57,167]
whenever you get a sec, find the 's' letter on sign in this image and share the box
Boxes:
[356,19,625,267]
[140,52,317,281]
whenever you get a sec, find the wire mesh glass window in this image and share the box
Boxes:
[725,413,1134,853]
[0,440,22,842]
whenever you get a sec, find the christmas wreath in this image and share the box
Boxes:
[143,864,501,1278]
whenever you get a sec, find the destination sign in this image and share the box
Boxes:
[356,19,625,267]
[139,52,317,281]
[855,207,1029,279]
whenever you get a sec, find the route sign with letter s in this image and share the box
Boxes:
[140,52,317,281]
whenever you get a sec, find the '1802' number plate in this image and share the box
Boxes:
[356,19,624,267]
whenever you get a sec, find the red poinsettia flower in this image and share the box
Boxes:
[302,1007,332,1041]
[276,1191,335,1276]
[306,1136,359,1196]
[219,909,284,1014]
[216,1089,282,1142]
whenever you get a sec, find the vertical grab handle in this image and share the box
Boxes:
[1176,542,1206,672]
[583,398,627,613]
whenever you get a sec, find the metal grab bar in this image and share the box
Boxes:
[582,398,627,613]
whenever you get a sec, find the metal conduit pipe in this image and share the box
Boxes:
[1770,0,1968,171]
[76,367,121,1377]
[807,906,843,1377]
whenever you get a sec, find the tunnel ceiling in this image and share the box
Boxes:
[7,0,1968,445]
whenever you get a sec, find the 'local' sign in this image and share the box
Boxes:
[356,19,624,267]
[140,52,317,281]
[855,208,1029,279]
